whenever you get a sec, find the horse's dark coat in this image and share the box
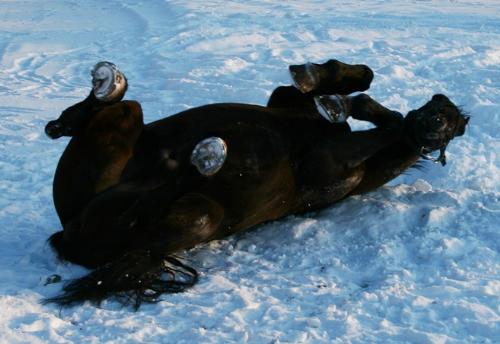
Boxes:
[44,60,468,308]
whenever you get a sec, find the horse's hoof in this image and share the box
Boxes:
[191,137,228,176]
[314,95,348,123]
[91,61,128,103]
[289,62,321,94]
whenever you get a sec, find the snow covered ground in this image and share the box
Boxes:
[0,0,499,342]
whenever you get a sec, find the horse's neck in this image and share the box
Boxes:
[351,138,421,195]
[369,119,425,179]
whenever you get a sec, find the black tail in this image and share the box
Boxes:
[44,249,198,310]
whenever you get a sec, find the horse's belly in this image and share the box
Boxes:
[200,133,295,233]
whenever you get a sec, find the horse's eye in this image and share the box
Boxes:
[435,114,447,123]
[431,116,442,124]
[428,114,446,130]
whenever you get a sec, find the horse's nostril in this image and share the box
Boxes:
[45,121,64,139]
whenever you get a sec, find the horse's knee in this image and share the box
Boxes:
[267,86,309,108]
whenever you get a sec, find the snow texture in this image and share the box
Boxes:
[0,0,499,343]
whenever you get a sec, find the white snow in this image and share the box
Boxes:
[0,0,499,343]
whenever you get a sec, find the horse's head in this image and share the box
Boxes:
[45,62,128,139]
[405,94,469,165]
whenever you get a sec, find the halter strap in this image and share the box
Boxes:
[420,145,448,166]
[403,122,449,167]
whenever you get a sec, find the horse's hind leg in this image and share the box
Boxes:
[51,181,225,264]
[46,192,225,308]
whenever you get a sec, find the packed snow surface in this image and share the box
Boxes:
[0,0,499,343]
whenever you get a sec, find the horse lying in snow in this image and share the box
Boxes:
[44,60,469,308]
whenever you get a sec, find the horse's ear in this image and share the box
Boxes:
[91,62,128,103]
[455,115,470,137]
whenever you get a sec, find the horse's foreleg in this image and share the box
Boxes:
[289,59,374,95]
[349,94,404,129]
[317,93,405,168]
[315,93,404,128]
[267,86,352,132]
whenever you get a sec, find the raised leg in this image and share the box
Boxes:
[289,59,374,95]
[268,59,374,110]
[349,94,403,128]
[314,93,403,126]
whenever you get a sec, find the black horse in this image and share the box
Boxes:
[44,60,469,309]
